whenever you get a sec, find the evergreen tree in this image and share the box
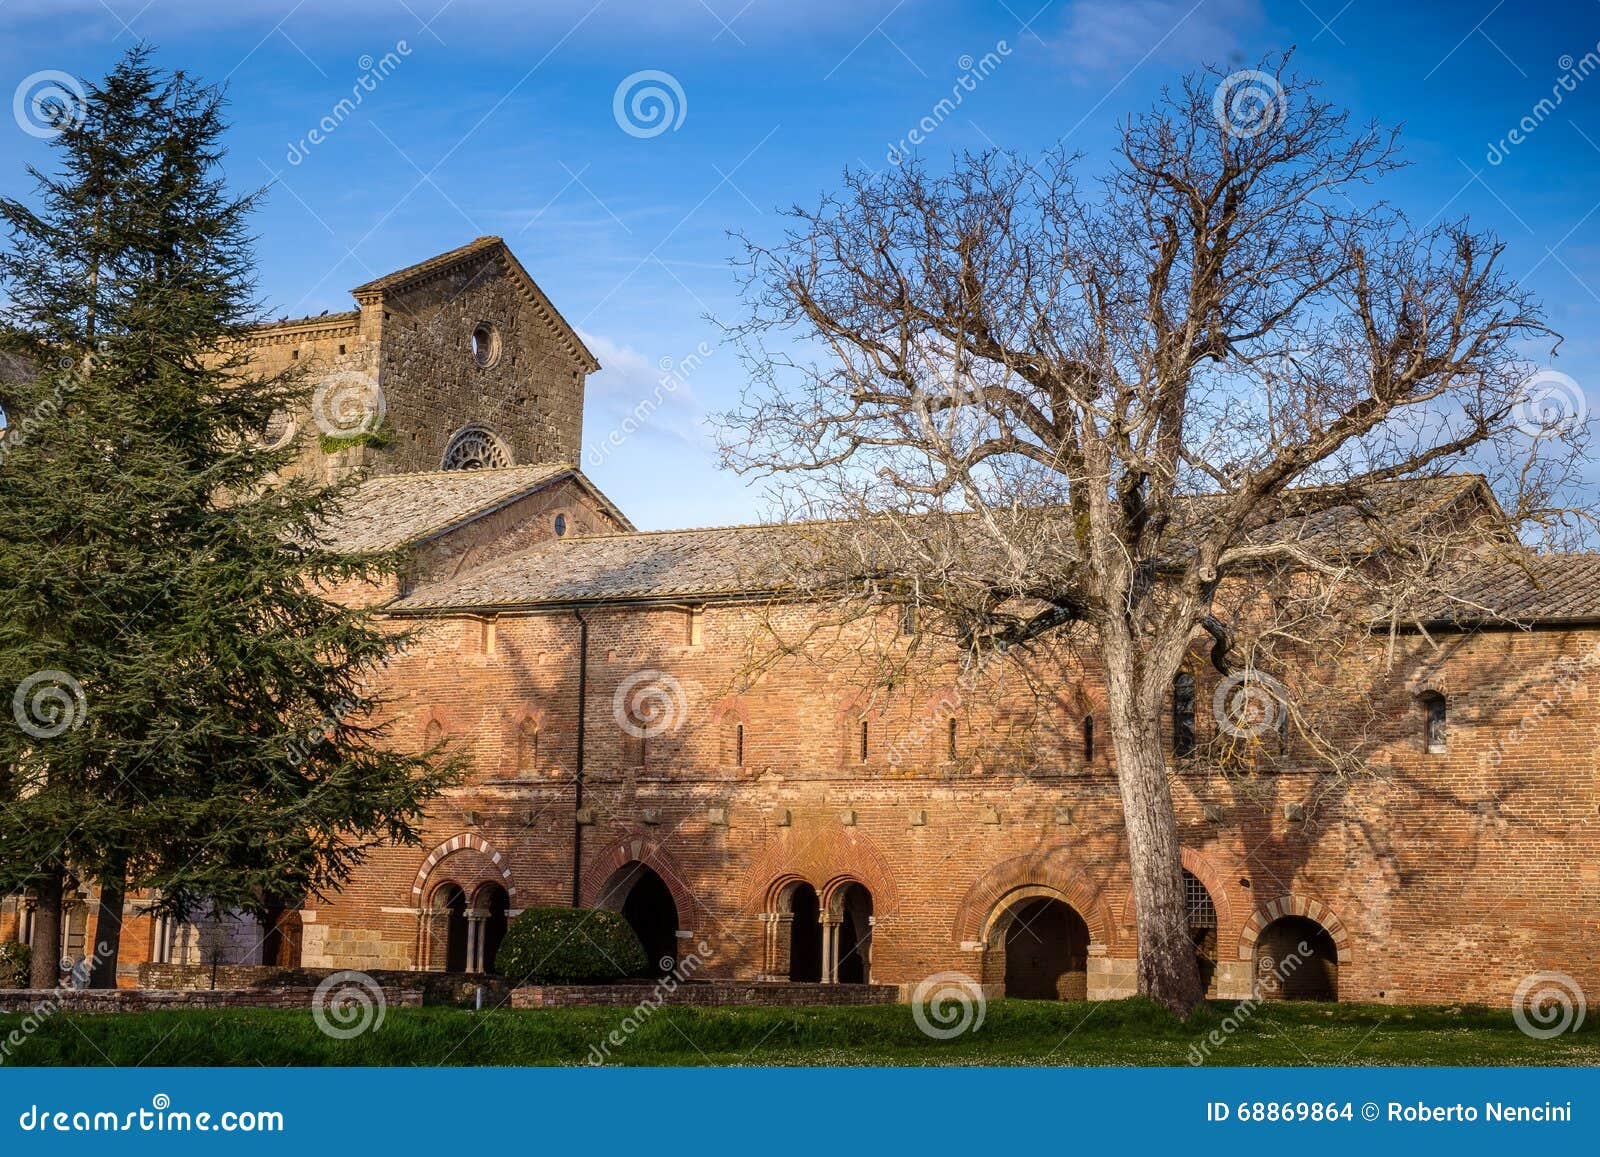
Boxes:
[0,47,457,988]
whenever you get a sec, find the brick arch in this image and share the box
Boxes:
[411,833,516,902]
[580,829,702,928]
[1112,847,1241,948]
[952,847,1115,948]
[1237,893,1353,963]
[820,874,878,916]
[740,825,899,917]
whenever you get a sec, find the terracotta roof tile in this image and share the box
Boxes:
[318,463,577,554]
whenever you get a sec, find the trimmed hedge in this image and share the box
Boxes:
[0,942,30,989]
[493,907,647,985]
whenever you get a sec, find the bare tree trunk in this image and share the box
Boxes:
[87,858,126,989]
[28,869,63,989]
[1106,672,1204,1017]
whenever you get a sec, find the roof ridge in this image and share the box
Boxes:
[349,236,504,295]
[356,461,573,484]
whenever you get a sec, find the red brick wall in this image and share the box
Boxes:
[294,599,1600,1008]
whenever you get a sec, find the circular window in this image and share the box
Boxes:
[554,514,567,537]
[441,425,513,471]
[470,322,501,369]
[260,408,297,450]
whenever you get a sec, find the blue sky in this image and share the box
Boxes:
[2,0,1597,529]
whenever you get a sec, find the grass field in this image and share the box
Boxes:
[3,997,1596,1066]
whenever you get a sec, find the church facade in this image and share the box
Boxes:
[5,238,1597,1008]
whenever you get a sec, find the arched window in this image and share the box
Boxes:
[1172,672,1196,757]
[1420,691,1447,754]
[515,719,538,775]
[1082,715,1095,763]
[440,425,512,471]
[424,719,443,748]
[947,717,959,761]
[1183,869,1219,997]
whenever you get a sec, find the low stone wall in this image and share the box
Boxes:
[136,963,510,1006]
[0,985,423,1015]
[512,980,902,1008]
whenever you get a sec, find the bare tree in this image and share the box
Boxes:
[719,57,1591,1015]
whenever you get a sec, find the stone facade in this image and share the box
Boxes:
[5,239,1596,1011]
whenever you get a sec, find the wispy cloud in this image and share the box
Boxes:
[1052,0,1265,79]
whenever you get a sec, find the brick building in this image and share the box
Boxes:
[4,238,1597,1007]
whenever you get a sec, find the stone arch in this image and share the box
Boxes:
[580,829,701,929]
[1113,847,1241,949]
[740,825,899,918]
[411,832,517,903]
[952,848,1114,950]
[1237,893,1352,964]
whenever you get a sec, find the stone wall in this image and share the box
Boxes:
[0,986,423,1014]
[137,964,509,1006]
[511,981,901,1008]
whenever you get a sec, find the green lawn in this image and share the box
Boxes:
[3,998,1596,1066]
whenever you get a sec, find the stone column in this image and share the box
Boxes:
[464,910,486,974]
[820,915,841,984]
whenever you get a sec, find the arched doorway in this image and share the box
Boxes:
[474,884,510,974]
[833,883,873,984]
[1255,915,1338,1000]
[430,883,468,973]
[600,863,679,977]
[1002,897,1090,1000]
[787,883,822,982]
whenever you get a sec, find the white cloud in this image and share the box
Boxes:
[1053,0,1265,79]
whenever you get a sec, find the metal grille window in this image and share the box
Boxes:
[1183,870,1217,930]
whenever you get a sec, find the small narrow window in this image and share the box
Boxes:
[900,604,918,636]
[947,717,958,760]
[622,730,646,768]
[554,514,567,537]
[1173,672,1196,757]
[516,719,538,774]
[859,719,869,764]
[1082,715,1095,763]
[735,723,745,767]
[291,348,300,360]
[1421,691,1447,754]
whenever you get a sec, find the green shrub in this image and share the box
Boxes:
[493,907,647,985]
[0,942,30,988]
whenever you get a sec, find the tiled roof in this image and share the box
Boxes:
[394,523,809,609]
[1426,553,1600,625]
[390,476,1600,626]
[318,463,581,554]
[249,310,360,332]
[350,236,505,296]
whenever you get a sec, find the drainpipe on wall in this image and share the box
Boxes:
[571,608,588,908]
